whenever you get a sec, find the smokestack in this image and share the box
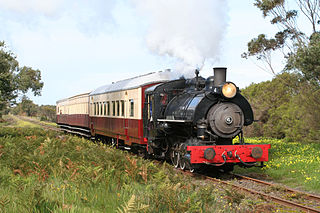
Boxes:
[213,67,226,87]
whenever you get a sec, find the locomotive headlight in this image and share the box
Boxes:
[222,82,237,98]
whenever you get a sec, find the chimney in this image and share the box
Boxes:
[213,67,227,87]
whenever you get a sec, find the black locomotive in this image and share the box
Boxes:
[143,67,268,172]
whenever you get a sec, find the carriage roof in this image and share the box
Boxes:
[56,92,91,104]
[89,70,176,96]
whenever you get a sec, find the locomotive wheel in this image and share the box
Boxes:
[188,163,200,173]
[179,158,186,170]
[111,138,116,147]
[189,167,195,173]
[171,150,180,168]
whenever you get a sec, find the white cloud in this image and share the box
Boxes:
[0,0,64,15]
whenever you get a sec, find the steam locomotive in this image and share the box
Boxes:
[57,67,270,172]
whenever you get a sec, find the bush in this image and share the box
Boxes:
[242,72,320,142]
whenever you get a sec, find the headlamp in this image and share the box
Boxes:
[222,82,237,98]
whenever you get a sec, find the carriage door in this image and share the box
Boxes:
[122,100,129,144]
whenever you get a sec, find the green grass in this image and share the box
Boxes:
[29,116,58,127]
[234,138,320,193]
[39,120,58,127]
[0,126,266,212]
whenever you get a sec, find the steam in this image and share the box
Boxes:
[133,0,229,77]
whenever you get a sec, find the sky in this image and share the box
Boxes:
[0,0,285,105]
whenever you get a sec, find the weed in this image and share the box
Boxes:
[0,126,263,212]
[117,194,148,213]
[224,187,245,205]
[234,138,320,193]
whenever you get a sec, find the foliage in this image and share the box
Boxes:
[10,97,56,122]
[243,0,320,77]
[241,32,289,74]
[0,126,264,212]
[242,72,320,141]
[235,138,320,193]
[117,195,149,213]
[38,105,56,122]
[11,96,38,117]
[0,42,43,118]
[287,32,320,82]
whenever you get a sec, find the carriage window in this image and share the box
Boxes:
[130,99,134,117]
[160,93,168,105]
[96,103,98,115]
[112,101,115,116]
[116,101,120,116]
[107,101,110,116]
[103,102,106,115]
[96,103,99,115]
[147,95,153,120]
[121,100,125,116]
[94,103,96,115]
[100,102,103,116]
[150,96,153,115]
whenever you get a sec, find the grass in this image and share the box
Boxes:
[0,123,266,212]
[29,116,58,127]
[234,138,320,193]
[1,116,319,211]
[2,115,39,128]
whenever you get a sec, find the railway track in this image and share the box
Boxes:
[233,173,320,203]
[184,170,320,213]
[231,173,320,212]
[15,116,320,212]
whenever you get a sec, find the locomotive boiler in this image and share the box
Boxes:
[144,67,270,172]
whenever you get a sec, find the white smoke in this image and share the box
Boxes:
[133,0,229,77]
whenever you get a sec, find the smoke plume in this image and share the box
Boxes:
[133,0,229,76]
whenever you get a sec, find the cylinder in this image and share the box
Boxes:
[213,67,227,87]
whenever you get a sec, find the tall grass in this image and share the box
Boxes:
[0,127,263,212]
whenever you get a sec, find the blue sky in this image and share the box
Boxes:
[0,0,284,105]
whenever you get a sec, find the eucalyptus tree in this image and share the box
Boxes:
[0,41,43,118]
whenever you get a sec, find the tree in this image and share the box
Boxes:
[287,32,320,83]
[39,105,56,122]
[242,72,301,138]
[241,32,288,75]
[0,41,43,118]
[19,96,38,117]
[242,0,320,77]
[242,72,320,142]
